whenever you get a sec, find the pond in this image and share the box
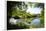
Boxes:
[31,17,41,27]
[9,17,40,26]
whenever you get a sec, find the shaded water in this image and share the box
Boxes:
[9,17,40,26]
[31,17,40,27]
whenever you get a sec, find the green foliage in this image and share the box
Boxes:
[16,22,30,29]
[7,2,44,28]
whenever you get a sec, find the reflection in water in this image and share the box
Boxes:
[9,18,17,24]
[9,17,40,27]
[9,18,24,25]
[31,17,40,27]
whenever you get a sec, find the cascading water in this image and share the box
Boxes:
[26,3,42,14]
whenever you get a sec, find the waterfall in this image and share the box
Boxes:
[32,3,35,8]
[26,3,42,14]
